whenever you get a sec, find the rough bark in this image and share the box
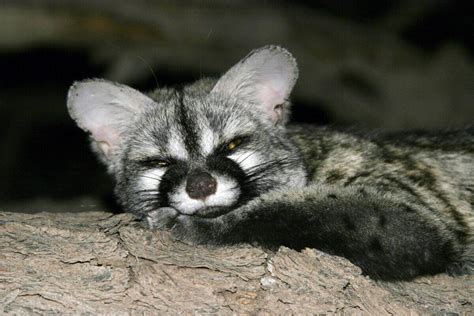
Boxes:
[1,210,472,314]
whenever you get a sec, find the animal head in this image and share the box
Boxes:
[67,46,306,218]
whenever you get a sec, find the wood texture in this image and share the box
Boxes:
[1,210,472,314]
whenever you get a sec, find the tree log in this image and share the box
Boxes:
[1,210,472,314]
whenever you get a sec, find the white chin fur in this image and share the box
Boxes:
[169,175,240,215]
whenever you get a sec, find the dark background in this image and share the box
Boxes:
[0,0,472,211]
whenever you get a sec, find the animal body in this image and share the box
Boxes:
[67,46,474,280]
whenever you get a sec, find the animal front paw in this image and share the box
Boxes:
[146,207,179,229]
[170,214,224,244]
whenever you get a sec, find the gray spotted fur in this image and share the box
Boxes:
[67,46,474,280]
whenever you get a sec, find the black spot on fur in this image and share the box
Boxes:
[327,193,338,199]
[370,238,383,252]
[158,161,189,207]
[344,171,372,186]
[407,169,436,186]
[358,188,368,196]
[343,215,356,231]
[326,169,344,183]
[379,215,387,228]
[402,204,416,213]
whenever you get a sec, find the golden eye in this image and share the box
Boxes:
[227,138,242,150]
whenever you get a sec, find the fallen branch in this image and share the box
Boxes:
[1,211,472,314]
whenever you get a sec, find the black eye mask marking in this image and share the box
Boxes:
[157,161,189,207]
[206,153,257,207]
[136,156,176,169]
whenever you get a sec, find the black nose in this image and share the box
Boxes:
[185,171,217,200]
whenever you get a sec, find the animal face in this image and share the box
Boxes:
[67,46,307,218]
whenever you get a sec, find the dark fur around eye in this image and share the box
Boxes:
[157,161,189,207]
[136,157,175,168]
[218,135,251,154]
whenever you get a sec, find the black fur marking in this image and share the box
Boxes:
[326,169,345,183]
[384,175,431,209]
[370,238,383,252]
[136,156,175,168]
[158,160,189,207]
[342,214,356,231]
[402,204,416,213]
[379,127,474,153]
[380,144,470,243]
[206,154,254,206]
[406,169,436,187]
[358,188,368,196]
[177,92,200,156]
[422,182,469,243]
[343,171,373,186]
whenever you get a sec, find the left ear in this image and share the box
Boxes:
[211,45,298,125]
[67,79,155,161]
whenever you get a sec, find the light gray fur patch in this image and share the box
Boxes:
[199,123,218,156]
[167,129,188,160]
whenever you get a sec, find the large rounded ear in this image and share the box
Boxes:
[67,79,155,159]
[211,46,298,125]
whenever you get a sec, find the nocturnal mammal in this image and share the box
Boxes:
[67,46,474,280]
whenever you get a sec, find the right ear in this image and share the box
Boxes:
[67,79,155,158]
[211,46,298,125]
